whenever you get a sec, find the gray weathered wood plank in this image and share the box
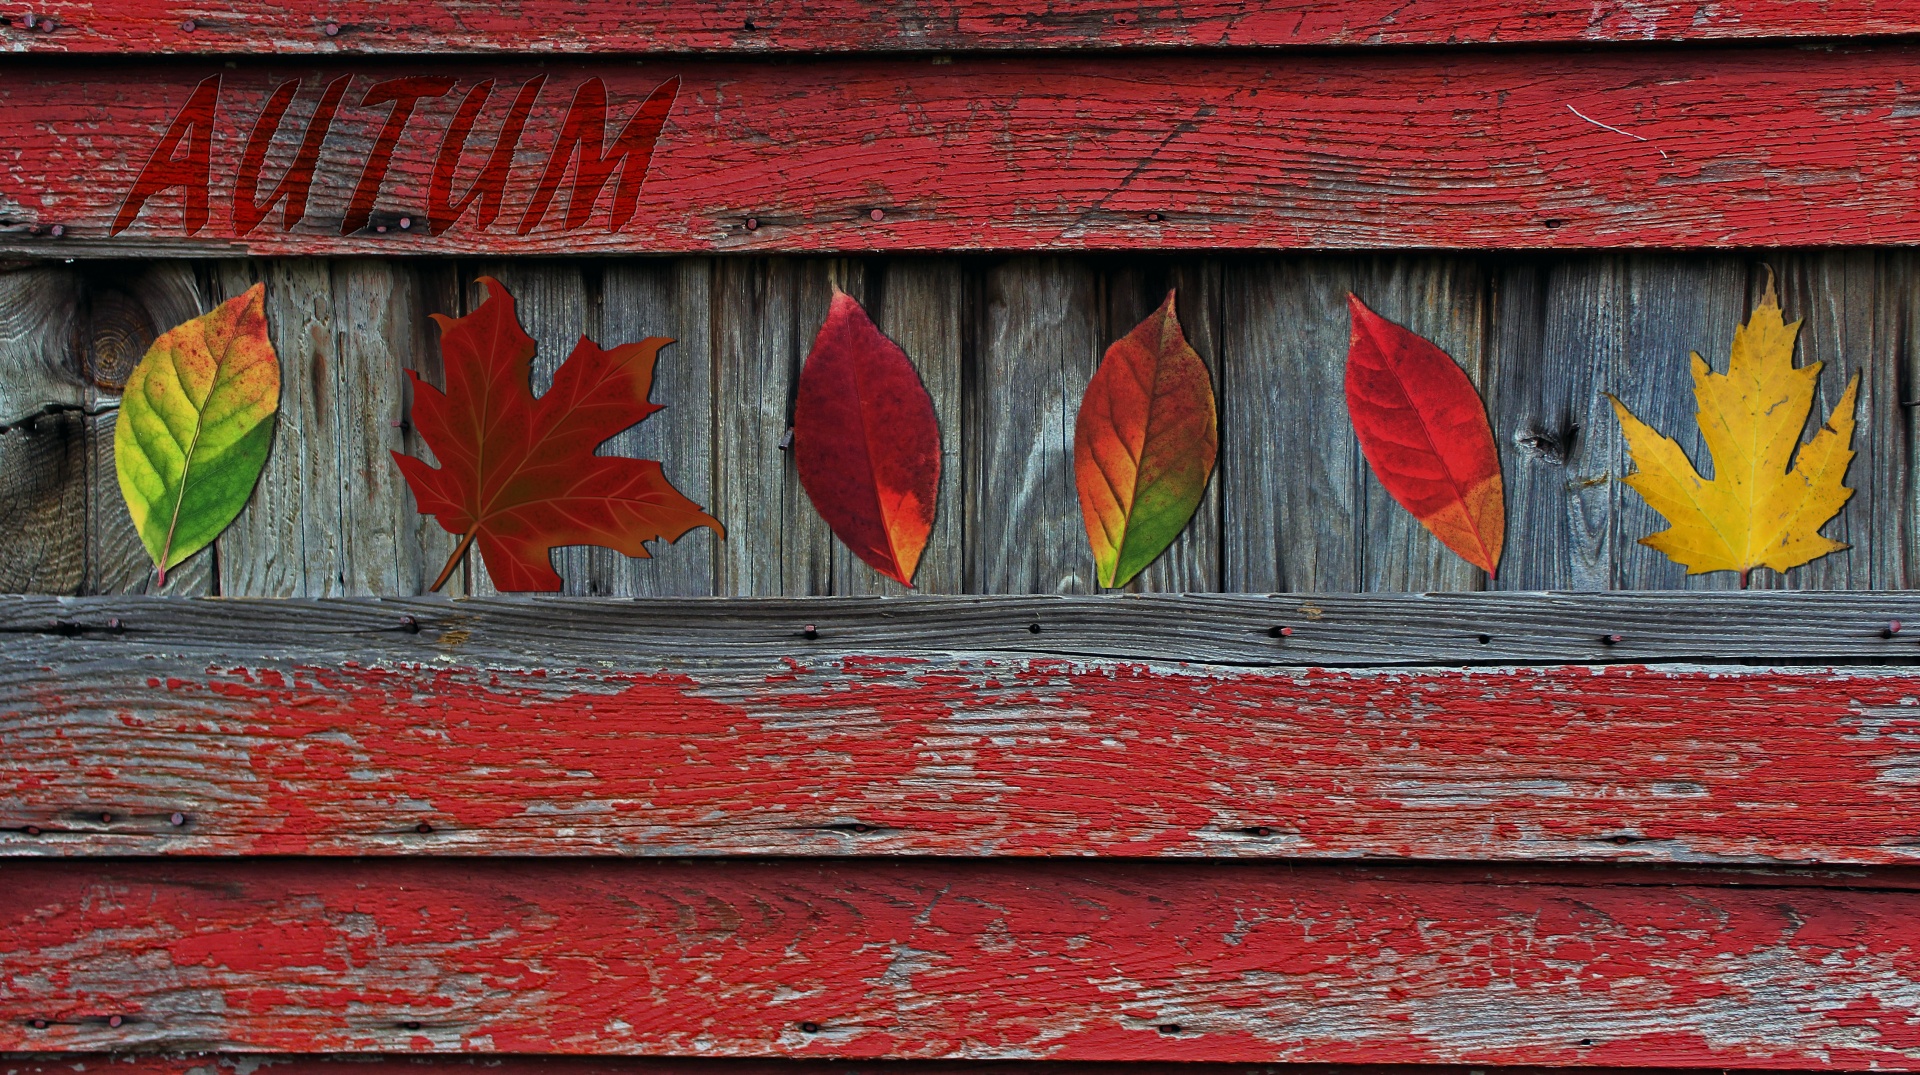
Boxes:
[7,591,1919,669]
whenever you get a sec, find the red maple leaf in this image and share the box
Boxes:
[393,276,722,592]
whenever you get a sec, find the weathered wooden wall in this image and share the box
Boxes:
[1,253,1911,597]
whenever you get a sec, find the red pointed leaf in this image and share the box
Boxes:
[1074,290,1218,589]
[1344,294,1504,576]
[794,290,941,586]
[392,276,722,592]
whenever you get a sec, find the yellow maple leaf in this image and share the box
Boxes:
[1608,279,1859,587]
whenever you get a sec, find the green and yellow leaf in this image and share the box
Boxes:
[114,283,280,581]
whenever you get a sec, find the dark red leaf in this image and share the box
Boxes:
[794,289,941,586]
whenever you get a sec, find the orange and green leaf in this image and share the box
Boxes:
[393,276,721,592]
[1073,290,1218,589]
[114,283,280,582]
[793,289,942,586]
[1344,294,1505,576]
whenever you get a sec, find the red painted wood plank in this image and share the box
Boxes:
[6,48,1920,256]
[10,652,1920,863]
[0,1059,1763,1075]
[5,1,1915,55]
[4,858,1919,1064]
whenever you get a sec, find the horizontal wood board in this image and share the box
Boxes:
[4,858,1920,1065]
[7,593,1920,862]
[2,252,1911,597]
[12,48,1920,255]
[7,1,1916,53]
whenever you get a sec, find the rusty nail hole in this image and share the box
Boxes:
[1600,633,1622,646]
[400,615,420,634]
[108,1015,123,1028]
[1476,634,1492,645]
[1157,1023,1182,1035]
[323,21,339,35]
[25,825,40,836]
[1885,620,1903,638]
[869,208,885,222]
[1147,212,1162,222]
[181,19,196,31]
[745,217,759,231]
[742,18,756,30]
[799,1021,820,1034]
[849,823,873,834]
[375,224,389,233]
[1607,834,1640,845]
[1544,218,1567,229]
[170,812,187,826]
[1028,622,1042,634]
[1245,826,1274,837]
[1268,625,1291,639]
[100,812,113,823]
[401,1021,421,1031]
[1579,1039,1593,1047]
[416,822,434,834]
[106,618,123,631]
[802,624,819,640]
[29,1019,48,1029]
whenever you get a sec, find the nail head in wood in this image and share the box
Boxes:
[180,19,195,31]
[1028,622,1042,634]
[802,624,818,640]
[323,21,339,36]
[29,1019,47,1029]
[1886,620,1903,638]
[745,217,759,231]
[1601,633,1623,645]
[1268,625,1292,638]
[1157,1023,1182,1034]
[416,822,434,834]
[170,812,186,826]
[869,208,885,221]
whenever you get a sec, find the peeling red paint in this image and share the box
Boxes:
[3,858,1920,1064]
[7,657,1920,862]
[12,50,1920,255]
[5,0,1911,54]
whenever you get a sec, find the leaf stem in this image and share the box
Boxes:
[431,531,477,593]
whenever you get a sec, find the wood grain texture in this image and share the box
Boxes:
[10,593,1920,861]
[5,857,1920,1064]
[973,259,1101,594]
[0,1060,1741,1075]
[20,49,1920,257]
[8,0,1912,54]
[712,259,843,596]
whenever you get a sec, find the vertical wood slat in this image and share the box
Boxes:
[972,257,1102,595]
